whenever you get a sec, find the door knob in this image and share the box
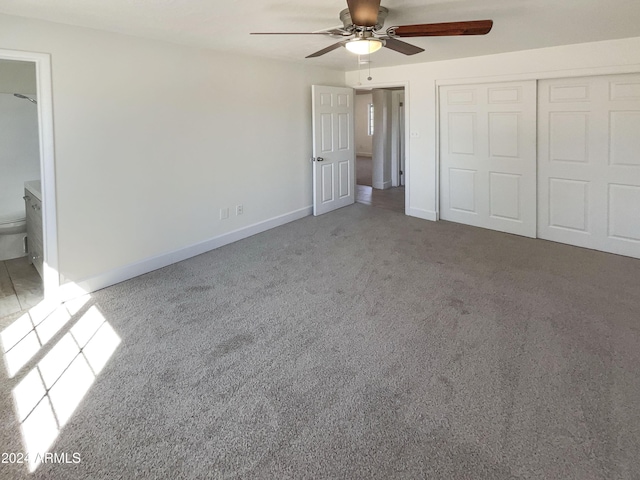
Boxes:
[316,157,324,162]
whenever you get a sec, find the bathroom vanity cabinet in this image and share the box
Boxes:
[24,181,43,279]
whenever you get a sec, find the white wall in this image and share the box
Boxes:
[372,89,392,190]
[0,90,40,219]
[390,90,404,188]
[354,92,372,156]
[0,59,36,94]
[345,36,640,221]
[0,13,344,284]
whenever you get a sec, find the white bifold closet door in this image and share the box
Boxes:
[439,81,537,238]
[538,74,640,259]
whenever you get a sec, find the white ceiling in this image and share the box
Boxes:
[1,0,640,71]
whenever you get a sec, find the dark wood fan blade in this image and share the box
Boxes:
[383,37,425,55]
[347,0,381,27]
[391,20,493,37]
[306,41,347,58]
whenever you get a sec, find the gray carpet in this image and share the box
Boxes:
[2,203,640,479]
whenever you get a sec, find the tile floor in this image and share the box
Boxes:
[0,257,43,319]
[356,185,405,214]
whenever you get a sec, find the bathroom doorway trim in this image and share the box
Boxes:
[1,48,59,299]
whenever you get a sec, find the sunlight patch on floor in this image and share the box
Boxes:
[1,294,121,472]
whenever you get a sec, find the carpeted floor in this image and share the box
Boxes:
[1,203,640,479]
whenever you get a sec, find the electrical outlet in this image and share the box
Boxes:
[236,205,243,216]
[220,207,229,220]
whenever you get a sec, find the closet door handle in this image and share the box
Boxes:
[23,195,31,201]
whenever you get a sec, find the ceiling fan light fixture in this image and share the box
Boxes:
[345,38,384,55]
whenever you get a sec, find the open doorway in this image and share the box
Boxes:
[0,59,43,314]
[354,87,405,214]
[0,50,58,318]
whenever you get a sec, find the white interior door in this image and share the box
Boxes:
[439,81,537,237]
[312,85,355,216]
[538,74,640,259]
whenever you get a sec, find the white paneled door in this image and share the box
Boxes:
[538,74,640,258]
[312,85,355,216]
[439,81,537,237]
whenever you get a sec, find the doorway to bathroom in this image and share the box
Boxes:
[0,49,58,318]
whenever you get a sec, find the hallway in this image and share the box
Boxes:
[355,153,405,215]
[356,185,405,215]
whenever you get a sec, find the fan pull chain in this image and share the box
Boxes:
[356,53,373,85]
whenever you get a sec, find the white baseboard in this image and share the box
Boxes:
[407,207,437,221]
[356,152,372,157]
[61,206,313,296]
[372,180,393,190]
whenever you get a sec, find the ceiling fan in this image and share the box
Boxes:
[251,0,493,58]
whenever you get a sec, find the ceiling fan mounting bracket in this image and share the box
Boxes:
[339,6,388,32]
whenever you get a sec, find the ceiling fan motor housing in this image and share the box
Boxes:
[339,6,388,31]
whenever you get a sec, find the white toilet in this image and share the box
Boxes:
[0,210,27,261]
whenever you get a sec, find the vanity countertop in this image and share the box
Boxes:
[24,180,42,202]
